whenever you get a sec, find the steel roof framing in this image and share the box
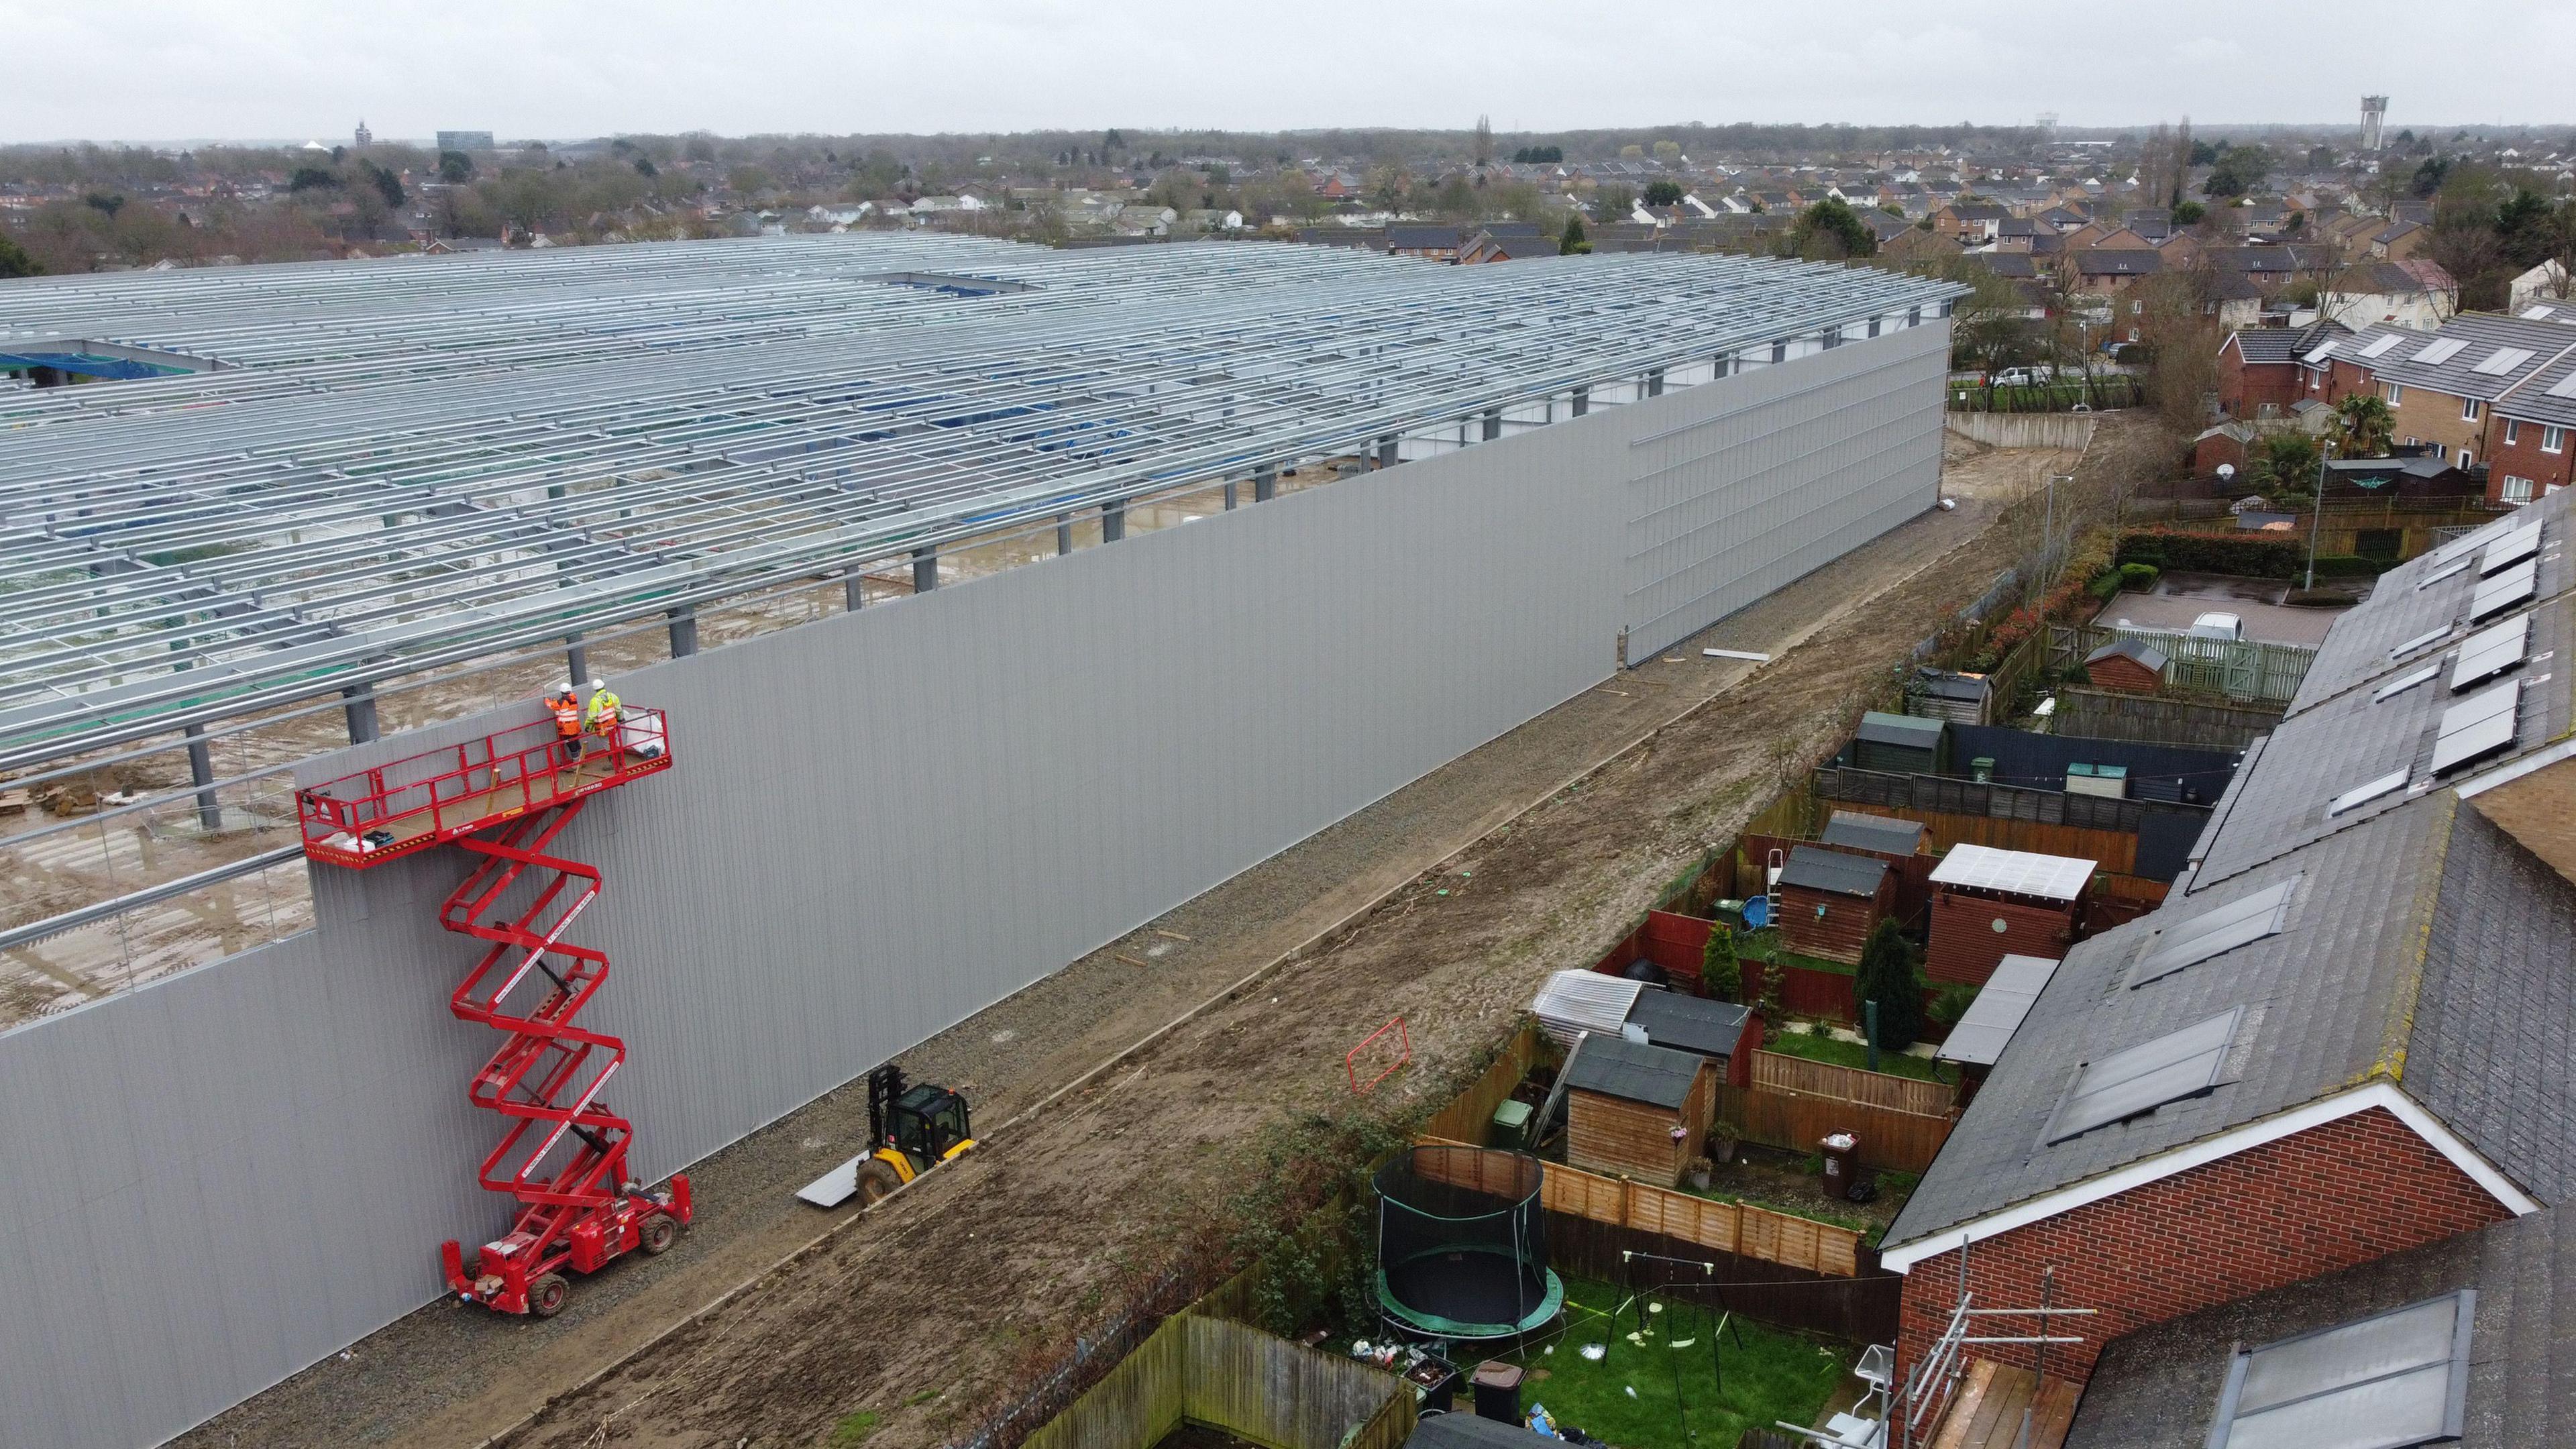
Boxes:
[1,233,1957,767]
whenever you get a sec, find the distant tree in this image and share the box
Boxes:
[1473,115,1493,167]
[329,145,345,163]
[1597,182,1636,218]
[1652,140,1682,163]
[1434,172,1475,216]
[364,162,403,209]
[1701,924,1742,1003]
[2409,156,2451,198]
[1643,179,1684,207]
[0,231,43,278]
[2189,138,2220,166]
[438,151,474,184]
[1102,128,1125,151]
[2201,144,2270,198]
[1788,197,1876,258]
[1855,919,1923,1053]
[683,136,717,163]
[2172,199,2206,225]
[83,191,125,217]
[1511,145,1563,164]
[288,167,337,193]
[1559,213,1590,255]
[1619,143,1645,160]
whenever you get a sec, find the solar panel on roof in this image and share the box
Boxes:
[2328,771,2411,818]
[2449,614,2530,692]
[2470,346,2536,376]
[2131,879,2300,987]
[2430,680,2520,774]
[2412,337,2467,365]
[2302,341,2338,364]
[2551,371,2576,400]
[2210,1291,2473,1449]
[2470,559,2536,622]
[2045,1006,2241,1143]
[2359,334,2405,359]
[2374,666,2440,702]
[2413,558,2471,589]
[2387,627,2451,660]
[2478,521,2539,575]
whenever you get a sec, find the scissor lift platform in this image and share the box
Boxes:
[293,706,688,1317]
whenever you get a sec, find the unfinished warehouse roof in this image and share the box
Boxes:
[0,233,1959,768]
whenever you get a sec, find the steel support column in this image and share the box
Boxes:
[1254,466,1276,502]
[1056,513,1073,555]
[1102,497,1126,542]
[184,722,221,833]
[1572,386,1589,417]
[667,605,698,657]
[1482,407,1502,441]
[1223,481,1237,509]
[342,680,379,744]
[912,545,938,593]
[1377,434,1397,468]
[1646,368,1664,397]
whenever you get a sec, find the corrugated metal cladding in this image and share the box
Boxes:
[0,323,1946,1449]
[1623,320,1952,657]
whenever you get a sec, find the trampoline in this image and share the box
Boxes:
[1375,1145,1564,1341]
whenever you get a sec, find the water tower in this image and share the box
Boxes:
[2360,96,2389,152]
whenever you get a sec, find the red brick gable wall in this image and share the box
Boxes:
[2491,417,2575,502]
[2215,341,2302,418]
[1895,1104,2512,1385]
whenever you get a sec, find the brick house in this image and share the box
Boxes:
[2065,1199,2576,1445]
[2372,313,2576,487]
[2490,346,2576,504]
[1881,495,2576,1403]
[2214,321,2349,419]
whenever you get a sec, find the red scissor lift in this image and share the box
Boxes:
[297,707,690,1318]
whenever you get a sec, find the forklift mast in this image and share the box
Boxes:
[867,1064,909,1148]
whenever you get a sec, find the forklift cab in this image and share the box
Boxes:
[867,1064,973,1174]
[888,1083,970,1165]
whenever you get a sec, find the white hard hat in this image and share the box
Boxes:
[589,678,606,691]
[557,682,574,694]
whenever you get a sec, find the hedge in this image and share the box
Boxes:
[2308,554,2388,578]
[2116,528,2302,580]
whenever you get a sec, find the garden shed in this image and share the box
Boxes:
[1773,845,1896,965]
[1853,710,1947,774]
[2084,639,2169,694]
[1562,1035,1717,1184]
[1623,989,1752,1069]
[1817,810,1925,858]
[1927,844,2096,986]
[1909,669,1992,724]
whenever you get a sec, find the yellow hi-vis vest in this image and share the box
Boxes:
[585,688,622,732]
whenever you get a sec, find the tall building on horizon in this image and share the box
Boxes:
[353,119,372,149]
[2360,95,2389,152]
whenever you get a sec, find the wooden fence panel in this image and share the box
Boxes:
[1544,1212,1903,1344]
[1184,1316,1411,1449]
[1720,1085,1955,1175]
[2047,623,2316,704]
[1807,769,2220,879]
[1423,1137,1865,1279]
[1751,1049,1955,1118]
[1021,1310,1190,1449]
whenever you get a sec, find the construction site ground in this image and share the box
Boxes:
[177,431,2092,1449]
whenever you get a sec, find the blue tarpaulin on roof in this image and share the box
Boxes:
[0,351,179,380]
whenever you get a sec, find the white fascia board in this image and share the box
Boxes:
[1878,1082,2540,1275]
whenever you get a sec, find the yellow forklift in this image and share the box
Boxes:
[799,1065,977,1208]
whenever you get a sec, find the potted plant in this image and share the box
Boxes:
[1708,1122,1739,1166]
[1683,1155,1716,1191]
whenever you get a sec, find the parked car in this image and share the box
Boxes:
[2188,612,2245,643]
[1992,366,2059,387]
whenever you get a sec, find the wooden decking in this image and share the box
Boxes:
[1926,1358,2079,1449]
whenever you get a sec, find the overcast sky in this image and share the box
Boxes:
[1,0,2566,146]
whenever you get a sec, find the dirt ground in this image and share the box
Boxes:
[175,433,2082,1449]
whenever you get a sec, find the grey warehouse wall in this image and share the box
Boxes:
[0,323,1943,1449]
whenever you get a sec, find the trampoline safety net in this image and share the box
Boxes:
[1375,1145,1564,1340]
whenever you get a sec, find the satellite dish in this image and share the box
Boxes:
[2216,463,2237,482]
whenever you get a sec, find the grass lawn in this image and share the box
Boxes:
[1763,1028,1957,1085]
[1499,1275,1854,1449]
